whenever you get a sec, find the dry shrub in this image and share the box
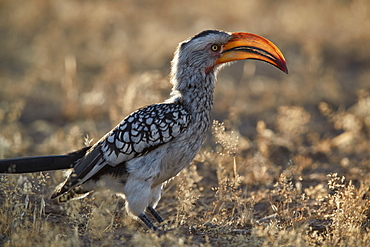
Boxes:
[211,121,254,228]
[276,106,311,140]
[175,164,203,226]
[251,172,370,246]
[270,172,307,229]
[0,173,50,245]
[321,174,370,246]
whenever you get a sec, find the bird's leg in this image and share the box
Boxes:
[147,206,164,223]
[147,184,163,223]
[138,213,158,230]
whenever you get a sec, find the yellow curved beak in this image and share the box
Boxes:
[216,32,288,74]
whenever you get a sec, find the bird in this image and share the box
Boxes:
[0,30,288,230]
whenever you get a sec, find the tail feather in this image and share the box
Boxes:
[0,146,91,173]
[51,147,107,200]
[56,186,92,203]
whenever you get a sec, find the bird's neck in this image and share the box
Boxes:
[169,67,216,114]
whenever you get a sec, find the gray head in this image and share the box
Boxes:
[170,30,288,94]
[171,30,232,76]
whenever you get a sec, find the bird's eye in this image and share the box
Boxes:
[211,44,220,52]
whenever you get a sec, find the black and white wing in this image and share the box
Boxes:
[51,103,190,198]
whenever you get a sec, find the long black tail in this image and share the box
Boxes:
[0,146,91,173]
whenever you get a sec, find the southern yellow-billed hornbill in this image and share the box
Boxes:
[0,30,287,230]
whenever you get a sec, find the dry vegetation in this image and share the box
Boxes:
[1,0,370,246]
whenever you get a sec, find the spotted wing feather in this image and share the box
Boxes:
[102,103,190,163]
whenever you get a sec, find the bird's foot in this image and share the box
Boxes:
[138,213,158,230]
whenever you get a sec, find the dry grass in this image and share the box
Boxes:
[1,0,370,246]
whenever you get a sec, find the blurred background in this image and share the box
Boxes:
[0,0,368,152]
[0,0,370,244]
[1,0,370,177]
